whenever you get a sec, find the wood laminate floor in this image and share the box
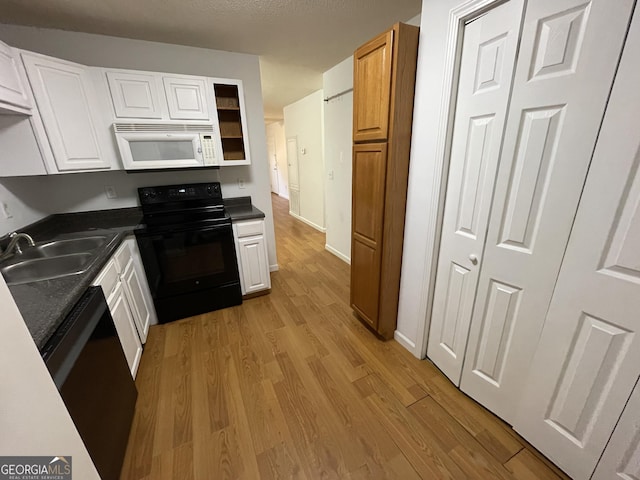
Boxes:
[120,193,570,480]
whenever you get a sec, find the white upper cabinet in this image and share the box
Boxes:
[163,75,209,120]
[0,40,31,114]
[106,70,163,119]
[21,51,110,172]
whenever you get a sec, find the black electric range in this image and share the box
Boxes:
[134,182,242,323]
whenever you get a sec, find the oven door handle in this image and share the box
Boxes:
[138,222,232,237]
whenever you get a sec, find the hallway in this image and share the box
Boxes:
[120,193,567,479]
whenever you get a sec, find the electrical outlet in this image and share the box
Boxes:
[1,202,13,219]
[237,178,245,189]
[104,185,117,199]
[328,170,334,180]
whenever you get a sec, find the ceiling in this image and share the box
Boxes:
[0,0,422,120]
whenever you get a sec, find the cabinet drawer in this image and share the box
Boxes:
[234,220,264,238]
[114,240,132,273]
[92,258,119,299]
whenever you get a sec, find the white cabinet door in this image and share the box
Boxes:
[460,0,634,424]
[121,258,151,344]
[592,379,640,480]
[238,235,270,294]
[106,70,163,119]
[514,6,640,478]
[233,219,271,296]
[21,51,109,171]
[0,40,30,113]
[163,76,209,120]
[108,282,142,378]
[427,0,523,383]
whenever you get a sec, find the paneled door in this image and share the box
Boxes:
[460,0,635,425]
[592,379,640,480]
[163,75,209,120]
[287,137,300,215]
[106,70,163,119]
[353,30,393,142]
[427,0,524,382]
[351,142,387,328]
[21,51,109,171]
[0,40,30,112]
[513,5,640,477]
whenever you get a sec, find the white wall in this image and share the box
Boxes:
[265,121,289,198]
[395,0,464,356]
[0,178,48,236]
[323,56,353,263]
[283,90,325,231]
[0,275,100,478]
[0,24,278,269]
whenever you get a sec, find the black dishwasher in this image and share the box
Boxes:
[41,287,137,480]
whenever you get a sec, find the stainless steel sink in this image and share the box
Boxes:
[1,233,116,285]
[2,253,94,285]
[36,236,108,257]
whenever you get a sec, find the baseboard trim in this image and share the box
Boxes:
[289,211,326,232]
[325,244,351,264]
[269,264,279,272]
[394,330,421,358]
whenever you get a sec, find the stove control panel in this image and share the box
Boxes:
[139,182,222,205]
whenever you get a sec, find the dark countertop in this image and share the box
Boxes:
[224,196,266,221]
[5,208,142,350]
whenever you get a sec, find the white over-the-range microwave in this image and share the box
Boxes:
[113,123,219,171]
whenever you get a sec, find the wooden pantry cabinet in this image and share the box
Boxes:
[350,23,419,339]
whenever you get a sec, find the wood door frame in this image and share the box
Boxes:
[408,0,517,358]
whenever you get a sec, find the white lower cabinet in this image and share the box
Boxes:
[107,281,142,378]
[232,219,271,295]
[92,237,157,378]
[114,237,155,343]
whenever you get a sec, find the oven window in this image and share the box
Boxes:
[129,140,196,162]
[160,239,225,282]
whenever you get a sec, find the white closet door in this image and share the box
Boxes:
[427,0,524,383]
[513,5,640,477]
[460,0,635,423]
[592,379,640,480]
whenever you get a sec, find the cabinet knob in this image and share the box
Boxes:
[469,254,479,265]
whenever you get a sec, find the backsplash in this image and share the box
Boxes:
[0,167,257,235]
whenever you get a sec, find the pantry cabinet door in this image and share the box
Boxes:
[514,6,640,478]
[163,76,209,120]
[460,0,635,424]
[21,51,109,171]
[353,30,393,142]
[106,70,163,119]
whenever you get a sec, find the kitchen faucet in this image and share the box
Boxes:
[0,232,35,261]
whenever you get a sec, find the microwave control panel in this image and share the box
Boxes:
[200,134,217,166]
